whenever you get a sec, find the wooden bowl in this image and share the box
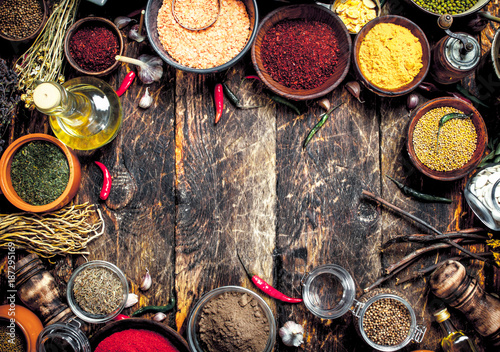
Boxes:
[406,97,487,181]
[145,0,258,73]
[353,15,430,97]
[0,0,48,42]
[64,17,124,76]
[90,318,190,352]
[0,134,81,212]
[251,4,351,101]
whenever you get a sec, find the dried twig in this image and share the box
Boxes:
[382,228,489,249]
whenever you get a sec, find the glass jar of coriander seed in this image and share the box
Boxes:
[464,163,500,231]
[301,264,426,351]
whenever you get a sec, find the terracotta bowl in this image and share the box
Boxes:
[0,305,43,352]
[251,4,351,101]
[0,134,81,213]
[0,0,48,42]
[89,318,190,352]
[352,15,430,97]
[406,97,488,181]
[64,17,124,76]
[145,0,258,73]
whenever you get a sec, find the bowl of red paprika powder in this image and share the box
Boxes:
[251,4,351,101]
[64,17,124,76]
[89,318,190,352]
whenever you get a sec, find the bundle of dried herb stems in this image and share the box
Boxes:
[0,203,104,259]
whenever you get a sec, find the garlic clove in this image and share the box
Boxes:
[153,312,167,322]
[279,321,304,347]
[114,16,133,29]
[128,24,146,43]
[140,268,152,290]
[125,293,138,308]
[139,88,153,109]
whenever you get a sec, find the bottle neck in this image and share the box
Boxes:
[439,317,457,337]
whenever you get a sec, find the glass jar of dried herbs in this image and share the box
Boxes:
[10,140,70,206]
[67,261,128,323]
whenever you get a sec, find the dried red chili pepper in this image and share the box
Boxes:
[113,314,129,320]
[214,83,224,124]
[95,161,112,200]
[237,253,303,304]
[116,71,136,97]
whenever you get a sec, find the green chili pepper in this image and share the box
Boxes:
[386,175,452,203]
[455,84,488,108]
[222,82,264,109]
[269,94,301,115]
[436,112,473,147]
[130,296,176,317]
[303,102,343,149]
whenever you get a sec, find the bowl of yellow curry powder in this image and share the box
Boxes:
[407,97,487,181]
[353,15,430,97]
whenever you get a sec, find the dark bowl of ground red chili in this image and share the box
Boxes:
[64,17,123,76]
[251,4,351,101]
[90,318,190,352]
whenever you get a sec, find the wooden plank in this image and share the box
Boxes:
[174,60,277,332]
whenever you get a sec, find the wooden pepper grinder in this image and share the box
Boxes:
[429,259,500,347]
[15,253,89,334]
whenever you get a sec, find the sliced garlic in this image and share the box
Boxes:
[363,0,377,9]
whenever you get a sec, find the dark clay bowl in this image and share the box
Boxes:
[89,318,190,352]
[353,15,430,97]
[0,0,48,42]
[251,4,351,101]
[407,97,488,181]
[145,0,258,73]
[64,17,124,77]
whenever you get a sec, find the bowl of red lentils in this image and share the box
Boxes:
[64,17,124,76]
[0,0,48,42]
[407,97,488,181]
[145,0,258,73]
[251,4,351,101]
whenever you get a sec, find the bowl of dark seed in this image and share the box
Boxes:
[64,17,124,76]
[67,260,129,324]
[407,97,488,181]
[0,0,48,42]
[355,291,425,351]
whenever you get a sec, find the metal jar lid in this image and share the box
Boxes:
[445,34,480,71]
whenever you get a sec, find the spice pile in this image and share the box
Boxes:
[73,266,124,315]
[94,329,180,352]
[198,291,270,352]
[362,298,411,346]
[261,19,340,90]
[0,0,43,39]
[0,322,25,352]
[172,0,219,30]
[358,23,423,90]
[157,0,250,69]
[413,107,477,171]
[69,24,120,72]
[11,140,69,206]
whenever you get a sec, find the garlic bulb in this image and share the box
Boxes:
[124,293,138,308]
[279,321,304,347]
[139,88,153,109]
[140,268,152,290]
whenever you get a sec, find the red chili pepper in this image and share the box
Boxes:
[244,75,261,81]
[116,71,136,97]
[237,253,303,304]
[214,83,224,124]
[95,161,112,200]
[113,314,129,320]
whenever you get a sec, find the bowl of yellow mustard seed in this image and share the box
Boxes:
[407,97,488,181]
[353,15,430,97]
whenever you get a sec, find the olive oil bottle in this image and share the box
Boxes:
[434,307,478,352]
[33,77,122,150]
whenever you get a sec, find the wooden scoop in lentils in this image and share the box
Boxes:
[362,298,411,346]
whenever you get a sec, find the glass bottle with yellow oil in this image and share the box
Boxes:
[434,307,478,352]
[33,77,122,151]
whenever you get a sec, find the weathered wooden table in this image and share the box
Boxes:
[1,0,500,351]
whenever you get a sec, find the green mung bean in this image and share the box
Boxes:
[362,298,411,346]
[412,106,477,172]
[413,0,479,15]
